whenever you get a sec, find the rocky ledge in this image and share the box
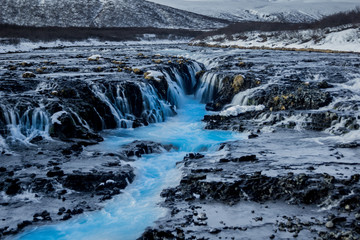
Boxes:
[141,49,360,239]
[141,132,360,239]
[0,44,196,238]
[0,139,175,237]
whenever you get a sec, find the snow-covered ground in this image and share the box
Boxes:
[148,0,360,22]
[0,38,191,54]
[192,24,360,53]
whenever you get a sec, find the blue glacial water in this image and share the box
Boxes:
[17,97,243,240]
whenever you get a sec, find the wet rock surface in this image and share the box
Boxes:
[0,138,175,237]
[0,45,203,145]
[140,48,360,239]
[0,44,202,237]
[141,131,360,239]
[1,44,360,239]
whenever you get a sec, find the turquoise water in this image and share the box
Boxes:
[18,97,243,240]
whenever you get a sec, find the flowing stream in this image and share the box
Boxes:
[17,96,243,240]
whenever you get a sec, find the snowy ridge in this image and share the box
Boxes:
[0,0,226,29]
[149,0,360,23]
[193,24,360,53]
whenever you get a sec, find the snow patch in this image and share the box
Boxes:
[88,54,101,61]
[145,71,165,81]
[0,38,191,54]
[195,25,360,53]
[51,111,67,125]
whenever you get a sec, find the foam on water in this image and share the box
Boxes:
[17,97,243,240]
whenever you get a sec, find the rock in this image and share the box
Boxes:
[46,170,65,178]
[22,72,36,78]
[122,141,173,158]
[63,168,135,193]
[88,55,101,61]
[209,228,221,234]
[318,80,333,89]
[62,214,72,221]
[326,221,334,228]
[133,68,143,74]
[232,155,257,162]
[17,221,32,230]
[248,133,259,139]
[5,181,21,195]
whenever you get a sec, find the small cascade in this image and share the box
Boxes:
[162,70,184,107]
[0,134,7,152]
[138,82,175,124]
[0,104,51,144]
[195,72,224,103]
[91,84,134,128]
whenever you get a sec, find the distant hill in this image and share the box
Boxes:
[0,0,227,29]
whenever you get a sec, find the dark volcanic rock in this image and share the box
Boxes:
[63,169,135,193]
[205,74,259,111]
[121,140,174,158]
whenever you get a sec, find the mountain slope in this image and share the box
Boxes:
[192,24,360,53]
[0,0,227,29]
[148,0,360,23]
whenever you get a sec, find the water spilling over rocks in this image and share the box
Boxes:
[0,43,360,239]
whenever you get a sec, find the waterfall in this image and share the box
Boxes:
[89,61,204,129]
[0,60,205,146]
[0,134,7,152]
[195,72,224,103]
[91,84,133,128]
[1,104,51,144]
[137,82,174,124]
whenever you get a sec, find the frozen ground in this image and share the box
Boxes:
[193,24,360,53]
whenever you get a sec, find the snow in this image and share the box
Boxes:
[148,0,360,22]
[195,25,360,53]
[220,105,265,117]
[145,71,165,81]
[51,111,67,125]
[0,38,191,54]
[106,180,115,184]
[88,54,102,61]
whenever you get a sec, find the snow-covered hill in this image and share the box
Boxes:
[192,24,360,53]
[149,0,360,23]
[0,0,227,29]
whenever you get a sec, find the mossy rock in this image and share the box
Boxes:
[133,68,143,75]
[152,59,162,64]
[232,75,244,92]
[8,65,17,70]
[22,72,36,78]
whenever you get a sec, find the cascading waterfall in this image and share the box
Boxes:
[0,61,206,145]
[90,61,204,129]
[139,82,174,124]
[1,104,50,144]
[91,84,134,128]
[0,134,7,152]
[195,72,224,103]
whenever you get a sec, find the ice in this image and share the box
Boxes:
[219,105,265,117]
